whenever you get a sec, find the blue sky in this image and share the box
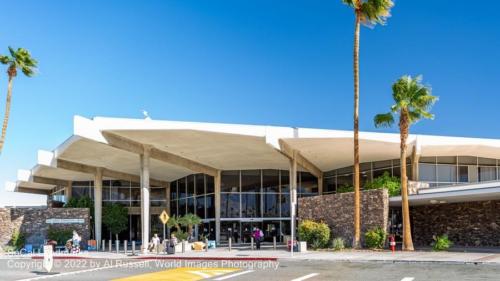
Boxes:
[0,0,499,206]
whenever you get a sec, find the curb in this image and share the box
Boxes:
[134,256,278,261]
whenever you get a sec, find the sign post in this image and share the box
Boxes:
[43,245,53,273]
[159,210,170,241]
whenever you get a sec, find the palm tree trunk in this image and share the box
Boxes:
[400,111,414,251]
[352,12,361,249]
[0,76,13,154]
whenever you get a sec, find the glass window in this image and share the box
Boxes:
[196,196,205,218]
[72,186,90,198]
[187,175,195,197]
[280,194,290,217]
[241,170,261,192]
[187,197,195,214]
[458,156,477,165]
[241,193,261,217]
[206,194,215,218]
[437,165,457,183]
[178,198,186,216]
[298,172,318,194]
[337,173,353,189]
[420,157,436,164]
[112,187,130,201]
[221,193,240,218]
[195,174,205,195]
[150,200,166,207]
[419,163,436,182]
[263,169,279,192]
[170,181,177,199]
[170,200,177,216]
[263,193,279,217]
[393,165,411,179]
[458,166,468,182]
[360,162,372,172]
[373,168,392,179]
[206,176,215,194]
[281,170,290,192]
[324,177,336,193]
[479,166,497,182]
[178,178,187,198]
[150,188,166,201]
[337,166,353,175]
[221,171,240,193]
[103,187,111,201]
[131,187,141,201]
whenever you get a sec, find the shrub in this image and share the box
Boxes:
[10,229,25,250]
[337,185,354,193]
[364,228,387,249]
[432,235,452,251]
[365,171,401,196]
[331,237,345,251]
[173,231,189,241]
[47,227,73,246]
[298,220,330,249]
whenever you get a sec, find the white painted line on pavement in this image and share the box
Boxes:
[401,278,415,281]
[291,273,319,281]
[15,261,148,281]
[188,271,212,278]
[214,270,254,280]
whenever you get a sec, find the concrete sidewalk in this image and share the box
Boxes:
[3,247,500,265]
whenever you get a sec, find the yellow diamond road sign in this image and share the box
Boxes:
[159,210,170,224]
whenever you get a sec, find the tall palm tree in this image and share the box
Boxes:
[0,47,37,154]
[179,213,202,240]
[374,75,438,251]
[341,0,394,248]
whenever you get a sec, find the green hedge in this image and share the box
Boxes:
[364,171,401,196]
[298,220,330,249]
[364,228,387,249]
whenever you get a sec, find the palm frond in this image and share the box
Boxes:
[0,55,10,64]
[342,0,357,8]
[359,0,394,26]
[374,112,395,128]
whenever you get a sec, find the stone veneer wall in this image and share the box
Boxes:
[411,200,500,247]
[0,207,90,249]
[298,189,389,245]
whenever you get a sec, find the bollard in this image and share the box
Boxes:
[102,240,106,252]
[273,236,276,250]
[251,237,254,250]
[228,237,232,252]
[205,238,208,252]
[182,240,185,253]
[109,240,112,252]
[124,240,127,254]
[116,240,120,253]
[132,241,136,256]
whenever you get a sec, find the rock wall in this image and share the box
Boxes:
[0,207,90,249]
[411,200,500,247]
[298,189,389,246]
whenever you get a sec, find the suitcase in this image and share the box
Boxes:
[167,244,175,254]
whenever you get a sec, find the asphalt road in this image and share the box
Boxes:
[1,258,500,281]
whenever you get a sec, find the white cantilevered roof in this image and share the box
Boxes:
[7,115,500,194]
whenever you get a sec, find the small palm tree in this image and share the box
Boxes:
[342,0,394,248]
[179,213,202,240]
[374,75,438,251]
[166,214,182,233]
[0,47,37,154]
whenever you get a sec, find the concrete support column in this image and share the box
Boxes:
[165,182,171,239]
[140,146,151,254]
[290,154,298,256]
[214,170,221,243]
[65,180,72,202]
[318,175,323,195]
[94,168,103,250]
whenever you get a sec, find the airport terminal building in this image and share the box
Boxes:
[6,116,500,249]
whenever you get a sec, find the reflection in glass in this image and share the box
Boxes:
[241,170,261,192]
[280,194,290,217]
[196,196,205,218]
[221,193,240,218]
[187,175,195,197]
[262,170,279,192]
[479,166,496,182]
[196,174,205,195]
[221,171,239,192]
[264,193,279,217]
[206,194,215,218]
[241,193,261,217]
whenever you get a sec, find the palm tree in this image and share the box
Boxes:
[374,75,438,251]
[179,213,202,241]
[0,47,37,154]
[166,214,182,233]
[341,0,394,248]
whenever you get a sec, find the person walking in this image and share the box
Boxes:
[252,227,263,250]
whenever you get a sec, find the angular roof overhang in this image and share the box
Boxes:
[7,115,500,195]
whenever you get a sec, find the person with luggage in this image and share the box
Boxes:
[252,227,264,250]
